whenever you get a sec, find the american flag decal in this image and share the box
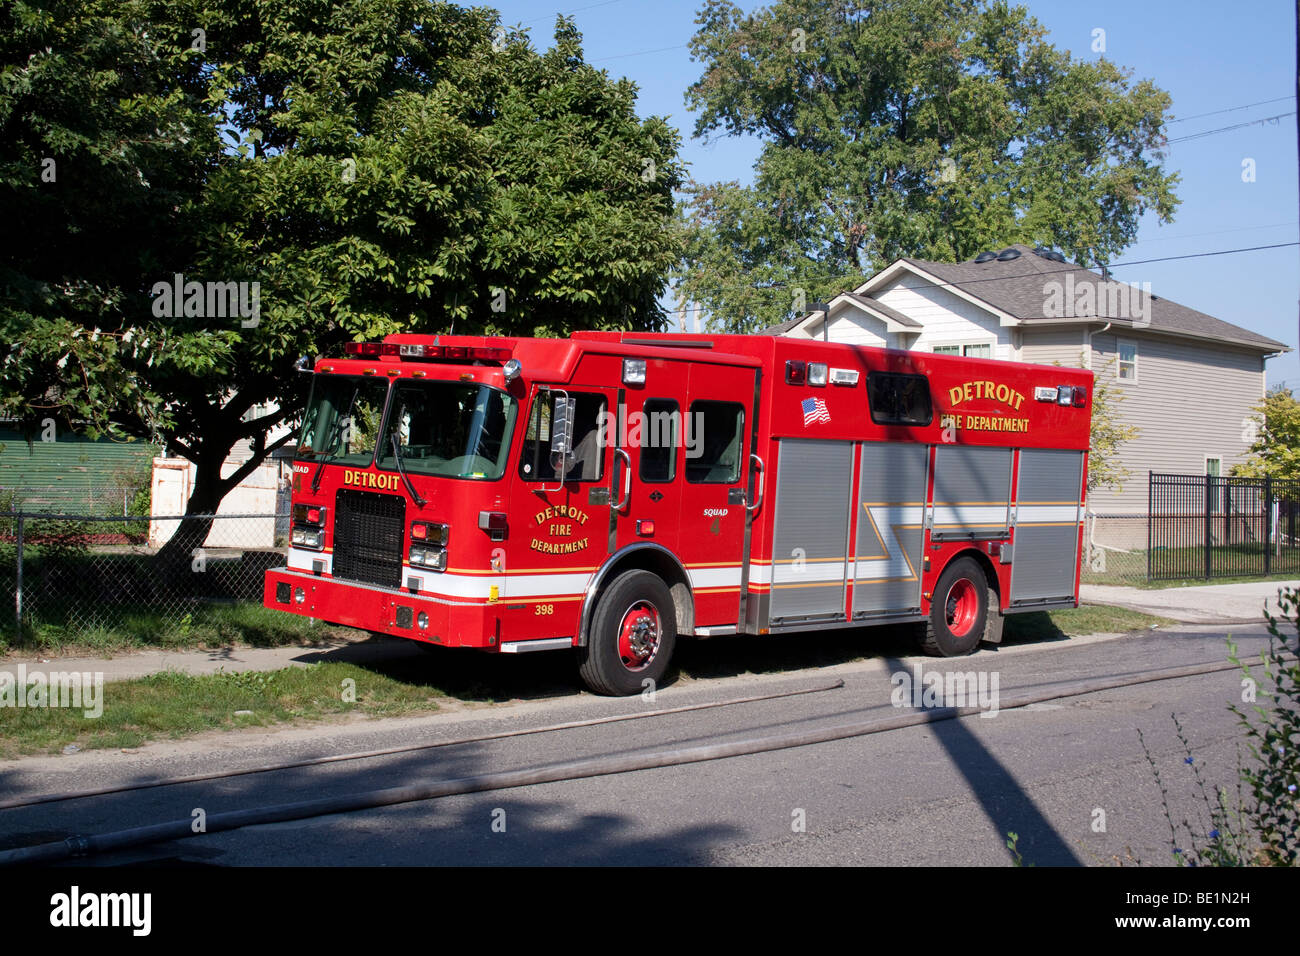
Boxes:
[801,397,831,425]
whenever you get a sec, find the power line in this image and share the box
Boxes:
[517,0,636,26]
[1105,242,1298,268]
[594,43,689,63]
[671,241,1300,313]
[1126,221,1298,245]
[1167,111,1296,144]
[1168,95,1295,124]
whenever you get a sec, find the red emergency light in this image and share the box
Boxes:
[341,342,512,362]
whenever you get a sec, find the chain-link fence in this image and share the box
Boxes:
[1082,512,1148,585]
[1,511,288,641]
[1,482,149,518]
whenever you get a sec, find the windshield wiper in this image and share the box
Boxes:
[312,385,360,494]
[389,423,427,508]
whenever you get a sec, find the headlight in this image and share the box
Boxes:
[409,546,447,571]
[291,528,324,550]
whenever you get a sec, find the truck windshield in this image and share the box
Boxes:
[296,375,389,465]
[375,380,517,480]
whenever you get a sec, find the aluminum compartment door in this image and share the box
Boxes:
[931,445,1013,539]
[769,439,854,622]
[1011,449,1084,603]
[853,443,927,615]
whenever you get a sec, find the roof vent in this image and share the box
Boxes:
[974,251,998,263]
[1033,246,1067,263]
[996,248,1021,261]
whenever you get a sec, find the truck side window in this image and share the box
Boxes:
[867,371,933,426]
[639,399,679,483]
[686,401,744,484]
[519,391,607,482]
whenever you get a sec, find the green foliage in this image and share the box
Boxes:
[678,0,1180,331]
[1,0,683,511]
[1230,387,1300,481]
[1140,589,1300,866]
[1005,831,1033,867]
[1230,593,1300,864]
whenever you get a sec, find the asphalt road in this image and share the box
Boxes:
[0,620,1287,866]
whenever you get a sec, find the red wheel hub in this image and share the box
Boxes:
[945,578,979,637]
[617,601,661,671]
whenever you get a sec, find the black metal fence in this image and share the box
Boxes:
[1,511,289,640]
[1148,473,1300,581]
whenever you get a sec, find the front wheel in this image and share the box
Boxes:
[916,556,989,657]
[579,570,677,696]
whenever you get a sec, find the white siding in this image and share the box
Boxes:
[873,276,1013,359]
[803,311,889,348]
[1089,333,1265,513]
[1020,327,1087,367]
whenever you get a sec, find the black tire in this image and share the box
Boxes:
[578,570,677,696]
[916,556,989,657]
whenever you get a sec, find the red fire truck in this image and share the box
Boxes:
[265,331,1091,695]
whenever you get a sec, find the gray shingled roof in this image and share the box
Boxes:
[758,292,921,335]
[894,244,1287,352]
[759,314,809,335]
[839,292,922,328]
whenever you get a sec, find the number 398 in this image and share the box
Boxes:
[534,604,554,616]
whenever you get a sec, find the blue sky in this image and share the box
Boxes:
[489,0,1299,387]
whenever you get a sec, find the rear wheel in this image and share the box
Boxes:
[916,557,989,657]
[579,570,676,696]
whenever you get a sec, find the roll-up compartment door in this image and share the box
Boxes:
[853,442,928,616]
[931,445,1013,539]
[1011,449,1084,603]
[769,439,854,623]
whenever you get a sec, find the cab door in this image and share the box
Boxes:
[610,374,686,562]
[676,362,759,628]
[509,384,618,633]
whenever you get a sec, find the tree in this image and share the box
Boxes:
[678,0,1181,331]
[1231,387,1300,480]
[1,1,683,558]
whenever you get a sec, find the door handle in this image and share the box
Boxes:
[613,448,631,511]
[746,453,765,513]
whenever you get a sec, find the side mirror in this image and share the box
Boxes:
[294,355,313,374]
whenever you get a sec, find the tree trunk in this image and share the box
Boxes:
[151,451,225,584]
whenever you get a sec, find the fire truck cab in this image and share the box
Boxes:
[265,331,1092,695]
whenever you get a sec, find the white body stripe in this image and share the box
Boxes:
[287,547,331,573]
[687,565,744,589]
[773,561,846,585]
[1015,504,1081,524]
[856,505,923,582]
[932,505,1009,526]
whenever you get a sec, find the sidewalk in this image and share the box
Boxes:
[0,633,416,685]
[1080,580,1300,625]
[6,581,1295,686]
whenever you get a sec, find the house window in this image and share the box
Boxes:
[933,344,992,358]
[1118,340,1137,381]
